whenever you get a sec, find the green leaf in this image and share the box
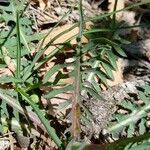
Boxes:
[113,44,127,57]
[138,91,150,105]
[114,114,128,122]
[23,11,75,81]
[143,85,150,94]
[139,119,146,135]
[0,112,9,134]
[0,101,9,118]
[0,89,24,114]
[13,110,20,123]
[107,51,117,69]
[18,88,62,148]
[127,123,135,137]
[81,42,95,53]
[90,78,101,93]
[101,61,114,79]
[121,100,137,111]
[16,11,21,79]
[43,63,75,84]
[58,100,72,110]
[82,85,104,100]
[44,85,74,99]
[96,70,107,86]
[0,76,24,84]
[129,144,150,150]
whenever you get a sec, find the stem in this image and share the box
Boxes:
[71,0,83,139]
[112,0,118,27]
[16,11,21,79]
[89,0,150,21]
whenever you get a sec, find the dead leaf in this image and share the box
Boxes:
[2,47,16,74]
[29,0,50,10]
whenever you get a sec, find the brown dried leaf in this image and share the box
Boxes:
[2,47,16,74]
[29,0,50,10]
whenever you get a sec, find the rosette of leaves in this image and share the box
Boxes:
[0,0,149,148]
[41,4,129,139]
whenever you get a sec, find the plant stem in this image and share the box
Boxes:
[71,0,83,139]
[89,0,150,21]
[112,0,118,27]
[16,11,21,79]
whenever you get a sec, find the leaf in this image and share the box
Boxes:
[101,61,114,79]
[43,63,75,84]
[120,100,138,111]
[23,13,75,81]
[0,101,9,118]
[11,117,22,132]
[0,112,9,134]
[138,91,150,105]
[113,44,127,57]
[139,119,146,135]
[143,85,150,94]
[127,123,135,137]
[109,85,150,138]
[81,42,95,53]
[114,113,128,122]
[16,11,21,79]
[84,28,113,34]
[81,105,93,121]
[111,127,124,139]
[96,70,107,86]
[43,65,62,84]
[13,110,20,124]
[0,0,41,61]
[90,78,101,93]
[44,85,74,99]
[0,76,24,84]
[83,80,101,96]
[18,88,62,148]
[129,144,150,150]
[82,85,104,100]
[106,51,117,69]
[58,99,72,110]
